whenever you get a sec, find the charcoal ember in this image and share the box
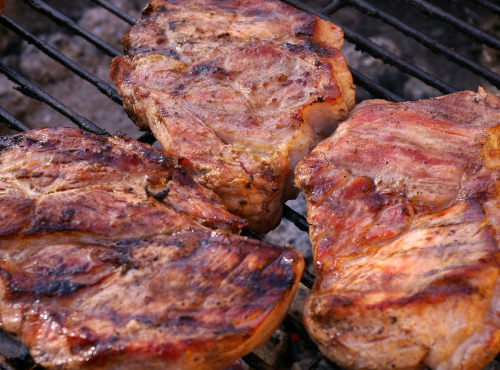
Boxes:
[290,339,342,370]
[253,327,291,368]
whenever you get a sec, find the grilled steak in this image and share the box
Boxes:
[110,0,355,234]
[295,88,500,369]
[0,127,304,369]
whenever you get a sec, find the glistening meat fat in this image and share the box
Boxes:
[110,0,355,234]
[295,88,500,369]
[0,127,304,369]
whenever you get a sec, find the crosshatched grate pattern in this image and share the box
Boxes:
[0,0,499,369]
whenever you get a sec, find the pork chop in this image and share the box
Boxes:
[110,0,355,233]
[0,127,304,369]
[295,88,500,369]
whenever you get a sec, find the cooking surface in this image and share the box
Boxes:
[0,0,499,369]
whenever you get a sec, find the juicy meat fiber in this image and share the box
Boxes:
[0,127,304,369]
[110,0,355,233]
[295,88,500,369]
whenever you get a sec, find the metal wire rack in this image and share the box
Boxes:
[0,0,499,368]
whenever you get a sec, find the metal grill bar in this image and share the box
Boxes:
[300,270,315,290]
[0,63,109,136]
[339,28,458,94]
[283,0,459,95]
[350,68,404,102]
[242,353,275,370]
[283,205,309,232]
[21,0,122,57]
[0,16,123,105]
[89,0,137,25]
[349,0,500,90]
[409,0,500,50]
[0,106,30,132]
[0,1,499,369]
[473,0,500,16]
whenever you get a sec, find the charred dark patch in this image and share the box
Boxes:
[0,268,11,279]
[145,183,170,201]
[177,315,195,323]
[141,3,155,17]
[99,248,134,268]
[140,148,173,170]
[193,64,211,75]
[0,197,34,236]
[8,279,85,297]
[213,66,228,77]
[61,208,76,222]
[168,21,177,31]
[191,63,228,78]
[172,169,197,188]
[0,134,24,151]
[282,42,304,53]
[293,16,316,37]
[261,165,275,183]
[158,48,180,59]
[305,40,333,56]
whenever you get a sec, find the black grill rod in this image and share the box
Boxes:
[283,204,309,232]
[89,0,137,25]
[301,270,315,290]
[283,0,459,95]
[0,16,123,105]
[0,63,110,136]
[344,31,459,95]
[472,0,500,16]
[323,0,348,13]
[242,353,274,370]
[0,106,30,132]
[21,0,122,58]
[347,0,500,90]
[281,206,316,288]
[408,0,500,50]
[350,68,404,102]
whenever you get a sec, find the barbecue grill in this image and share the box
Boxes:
[1,0,499,369]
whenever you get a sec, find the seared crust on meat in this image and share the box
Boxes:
[295,88,500,369]
[0,127,304,369]
[110,0,355,233]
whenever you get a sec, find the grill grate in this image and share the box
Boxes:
[0,0,499,369]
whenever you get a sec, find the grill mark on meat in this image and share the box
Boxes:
[7,279,86,297]
[110,0,355,233]
[295,88,500,370]
[0,127,303,369]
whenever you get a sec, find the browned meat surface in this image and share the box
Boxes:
[110,0,355,233]
[295,88,500,369]
[0,127,304,369]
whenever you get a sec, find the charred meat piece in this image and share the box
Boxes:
[295,88,500,369]
[110,0,355,234]
[0,127,304,369]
